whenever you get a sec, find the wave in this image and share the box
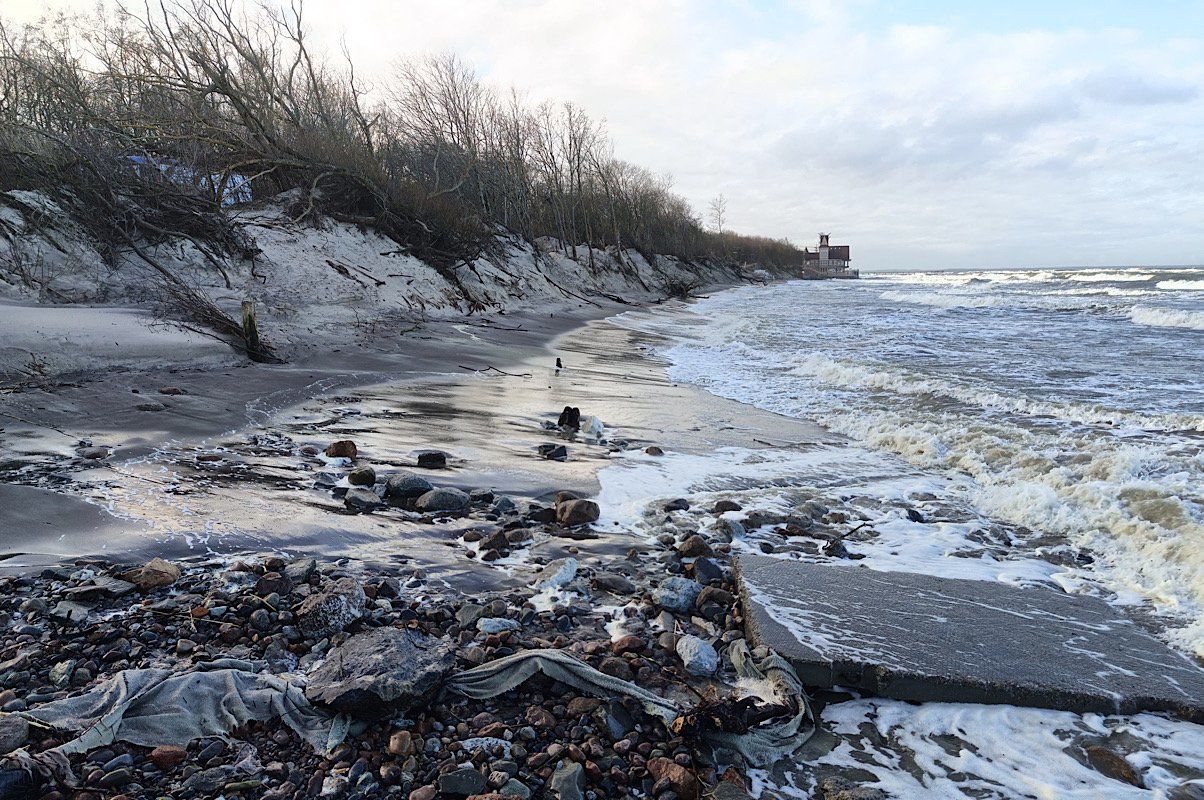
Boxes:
[1065,270,1154,283]
[879,290,1002,309]
[1131,305,1204,331]
[1157,279,1204,291]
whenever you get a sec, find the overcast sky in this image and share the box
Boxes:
[7,0,1204,269]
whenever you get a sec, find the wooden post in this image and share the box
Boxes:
[241,300,263,361]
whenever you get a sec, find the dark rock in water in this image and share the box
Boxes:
[557,406,581,430]
[653,577,702,613]
[325,440,358,459]
[527,505,557,523]
[438,767,487,797]
[1084,744,1143,787]
[344,487,384,512]
[295,577,365,639]
[645,446,664,456]
[313,471,339,489]
[415,450,447,469]
[556,499,600,527]
[135,402,166,412]
[415,487,469,512]
[537,443,568,461]
[347,465,376,486]
[663,498,690,512]
[817,776,886,800]
[548,761,585,800]
[737,555,1204,719]
[712,500,743,514]
[383,471,433,500]
[906,508,925,523]
[305,627,455,720]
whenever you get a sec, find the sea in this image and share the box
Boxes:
[606,265,1204,798]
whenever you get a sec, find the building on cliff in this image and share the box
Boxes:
[801,233,857,279]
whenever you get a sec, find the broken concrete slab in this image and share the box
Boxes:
[736,555,1204,720]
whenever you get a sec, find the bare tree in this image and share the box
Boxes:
[708,193,728,233]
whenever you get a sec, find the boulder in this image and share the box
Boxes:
[556,499,599,527]
[592,572,637,595]
[537,444,568,461]
[324,440,358,459]
[548,762,585,800]
[384,471,433,500]
[295,578,366,639]
[663,498,690,512]
[534,558,578,589]
[121,557,181,591]
[305,627,455,719]
[653,577,702,613]
[677,535,713,558]
[712,500,743,514]
[0,715,29,755]
[415,487,470,513]
[255,571,293,597]
[556,406,581,430]
[415,450,447,469]
[438,767,486,797]
[285,557,318,584]
[676,635,719,675]
[344,487,384,512]
[347,466,376,486]
[647,757,701,800]
[50,601,93,625]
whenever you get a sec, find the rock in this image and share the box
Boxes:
[537,443,568,461]
[384,472,433,500]
[347,466,376,486]
[149,745,187,770]
[415,487,470,513]
[0,715,29,755]
[477,618,520,634]
[817,777,887,800]
[712,782,753,800]
[121,557,181,591]
[135,402,166,412]
[598,657,633,681]
[644,446,664,456]
[79,446,110,459]
[438,767,486,797]
[556,406,581,430]
[295,578,366,639]
[693,557,724,584]
[698,585,735,606]
[534,558,578,589]
[653,577,702,613]
[709,517,744,541]
[647,758,701,800]
[344,487,384,512]
[387,730,415,756]
[325,440,358,459]
[663,498,690,512]
[592,572,637,595]
[255,572,293,596]
[499,778,531,798]
[157,386,186,395]
[712,500,742,513]
[285,557,318,584]
[457,603,487,628]
[548,762,585,800]
[676,635,719,675]
[410,787,437,800]
[182,766,234,795]
[50,600,93,625]
[48,659,75,687]
[415,450,447,469]
[677,535,713,558]
[555,499,599,527]
[305,627,455,719]
[612,635,645,655]
[1084,745,1142,787]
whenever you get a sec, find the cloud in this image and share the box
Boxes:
[1080,71,1199,105]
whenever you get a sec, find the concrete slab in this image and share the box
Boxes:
[736,555,1204,720]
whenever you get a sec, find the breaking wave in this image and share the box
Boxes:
[1131,305,1204,331]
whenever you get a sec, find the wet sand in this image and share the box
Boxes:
[0,291,829,581]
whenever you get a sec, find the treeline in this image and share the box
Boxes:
[0,0,807,282]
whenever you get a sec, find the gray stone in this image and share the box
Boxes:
[295,578,366,639]
[653,577,702,614]
[181,766,233,795]
[50,600,93,625]
[48,659,76,687]
[737,555,1204,719]
[548,762,585,800]
[676,635,719,675]
[343,487,383,512]
[555,499,599,526]
[592,572,637,595]
[0,715,29,755]
[438,767,485,796]
[414,487,469,513]
[456,603,487,628]
[285,557,318,584]
[347,465,376,486]
[500,777,531,798]
[305,627,455,719]
[477,617,520,634]
[384,471,433,500]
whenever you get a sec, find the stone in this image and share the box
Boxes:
[477,618,520,634]
[499,778,531,798]
[347,466,376,486]
[548,762,585,800]
[457,603,487,629]
[48,659,75,687]
[592,572,637,595]
[285,557,318,584]
[557,406,581,429]
[692,557,724,584]
[663,498,690,512]
[534,558,578,589]
[158,386,186,395]
[438,767,486,797]
[135,402,166,412]
[416,450,447,469]
[676,635,719,675]
[255,572,293,596]
[0,715,29,755]
[737,555,1204,719]
[712,500,742,513]
[121,557,181,591]
[295,578,366,639]
[384,472,434,500]
[149,745,187,770]
[305,627,455,719]
[182,766,234,795]
[410,786,437,800]
[555,499,599,527]
[653,577,703,614]
[1084,744,1142,787]
[537,444,568,461]
[387,730,415,756]
[644,446,664,456]
[415,487,470,513]
[50,600,93,625]
[325,440,358,459]
[79,446,109,459]
[646,758,701,800]
[344,487,384,512]
[677,535,713,558]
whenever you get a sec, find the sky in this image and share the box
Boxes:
[5,0,1204,269]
